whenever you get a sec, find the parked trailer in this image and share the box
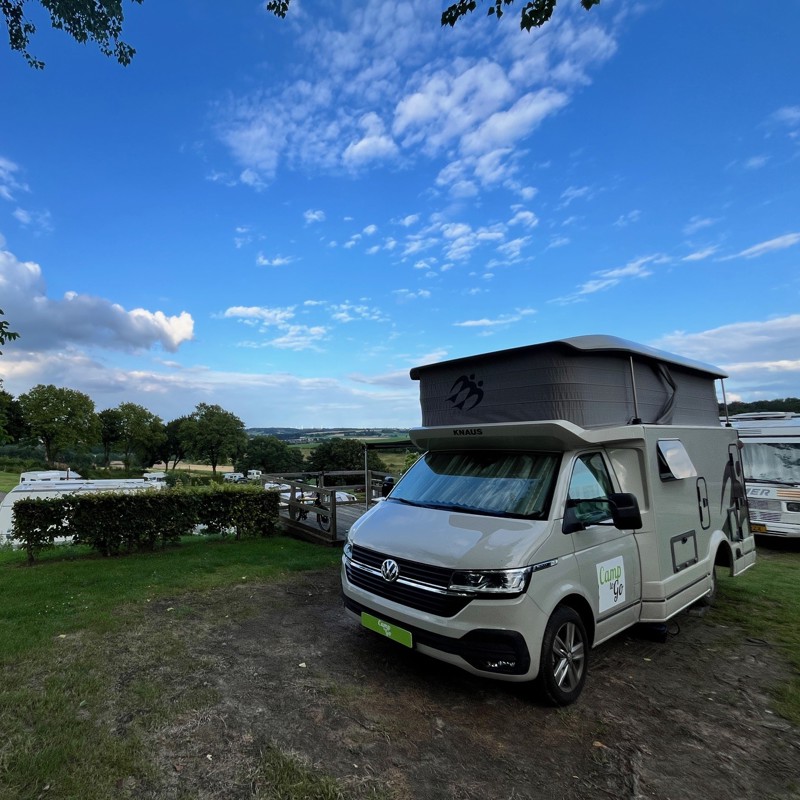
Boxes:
[0,479,158,545]
[341,335,756,705]
[725,413,800,538]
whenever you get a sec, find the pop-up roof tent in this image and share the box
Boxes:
[409,335,726,429]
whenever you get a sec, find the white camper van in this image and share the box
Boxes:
[341,335,756,705]
[725,413,800,538]
[0,478,158,545]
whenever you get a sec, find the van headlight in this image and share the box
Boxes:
[343,537,353,560]
[449,567,532,597]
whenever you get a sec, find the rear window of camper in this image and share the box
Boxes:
[389,450,559,519]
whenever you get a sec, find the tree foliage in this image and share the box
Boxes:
[306,438,386,475]
[0,308,19,354]
[162,415,196,470]
[2,0,143,69]
[267,0,600,33]
[189,403,247,475]
[238,435,305,475]
[18,384,98,464]
[115,402,165,470]
[722,398,800,416]
[97,407,123,467]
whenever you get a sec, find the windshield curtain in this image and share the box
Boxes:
[741,441,800,484]
[391,450,560,519]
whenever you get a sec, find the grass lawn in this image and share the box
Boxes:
[0,535,343,800]
[714,541,800,723]
[1,502,798,798]
[0,470,19,493]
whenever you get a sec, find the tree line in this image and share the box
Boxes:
[0,383,387,477]
[720,398,800,417]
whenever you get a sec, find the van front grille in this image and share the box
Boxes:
[347,545,472,617]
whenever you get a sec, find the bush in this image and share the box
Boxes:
[11,486,280,564]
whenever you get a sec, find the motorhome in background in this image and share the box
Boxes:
[724,412,800,538]
[341,335,756,705]
[19,470,83,483]
[0,478,160,545]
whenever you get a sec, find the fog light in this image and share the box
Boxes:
[483,659,517,671]
[787,502,800,513]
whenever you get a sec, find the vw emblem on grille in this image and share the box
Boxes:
[380,559,399,582]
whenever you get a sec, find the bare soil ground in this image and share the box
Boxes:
[96,564,800,800]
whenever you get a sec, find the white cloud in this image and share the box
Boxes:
[730,233,800,259]
[304,209,326,224]
[454,308,535,327]
[652,315,800,400]
[0,248,193,354]
[613,209,641,227]
[461,88,570,155]
[559,185,592,207]
[343,112,399,168]
[256,253,295,267]
[0,155,28,202]
[743,155,769,170]
[508,209,539,228]
[224,306,296,326]
[398,214,419,227]
[682,246,718,262]
[683,216,718,236]
[393,288,431,302]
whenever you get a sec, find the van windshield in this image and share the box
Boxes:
[389,450,559,519]
[741,441,800,485]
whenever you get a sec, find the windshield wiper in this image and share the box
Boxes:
[746,477,800,487]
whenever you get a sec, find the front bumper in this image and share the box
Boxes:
[343,593,531,675]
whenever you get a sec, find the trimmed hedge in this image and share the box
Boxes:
[11,485,280,564]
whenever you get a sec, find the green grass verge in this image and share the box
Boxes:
[0,470,19,493]
[0,535,343,800]
[715,543,800,724]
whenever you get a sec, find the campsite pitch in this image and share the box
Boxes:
[46,566,800,800]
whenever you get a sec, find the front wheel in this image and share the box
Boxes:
[538,605,588,706]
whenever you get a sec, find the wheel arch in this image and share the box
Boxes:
[555,592,596,648]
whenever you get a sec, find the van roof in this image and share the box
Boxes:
[410,335,726,379]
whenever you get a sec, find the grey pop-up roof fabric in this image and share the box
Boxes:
[409,335,725,429]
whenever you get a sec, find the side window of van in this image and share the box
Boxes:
[566,453,614,526]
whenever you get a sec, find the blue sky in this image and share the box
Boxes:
[1,0,799,428]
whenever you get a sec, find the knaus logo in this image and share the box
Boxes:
[446,373,485,411]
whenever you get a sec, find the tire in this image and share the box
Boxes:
[538,605,589,706]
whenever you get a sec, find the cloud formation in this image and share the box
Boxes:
[0,248,194,354]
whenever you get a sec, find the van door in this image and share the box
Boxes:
[565,452,643,644]
[724,442,757,575]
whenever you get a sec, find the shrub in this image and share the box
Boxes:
[11,486,280,564]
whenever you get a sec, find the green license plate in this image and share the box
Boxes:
[361,613,413,648]
[750,523,767,533]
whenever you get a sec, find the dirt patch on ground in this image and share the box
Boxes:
[93,564,800,800]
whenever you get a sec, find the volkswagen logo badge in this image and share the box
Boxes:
[380,559,399,582]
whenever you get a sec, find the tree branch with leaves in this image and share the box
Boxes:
[267,0,601,32]
[0,308,19,354]
[2,0,143,69]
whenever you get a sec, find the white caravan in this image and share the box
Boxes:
[0,478,158,545]
[725,413,800,538]
[341,335,756,705]
[19,470,83,482]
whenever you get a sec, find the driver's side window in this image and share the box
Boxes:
[567,453,614,526]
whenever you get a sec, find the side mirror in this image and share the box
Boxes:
[562,504,584,534]
[608,492,642,531]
